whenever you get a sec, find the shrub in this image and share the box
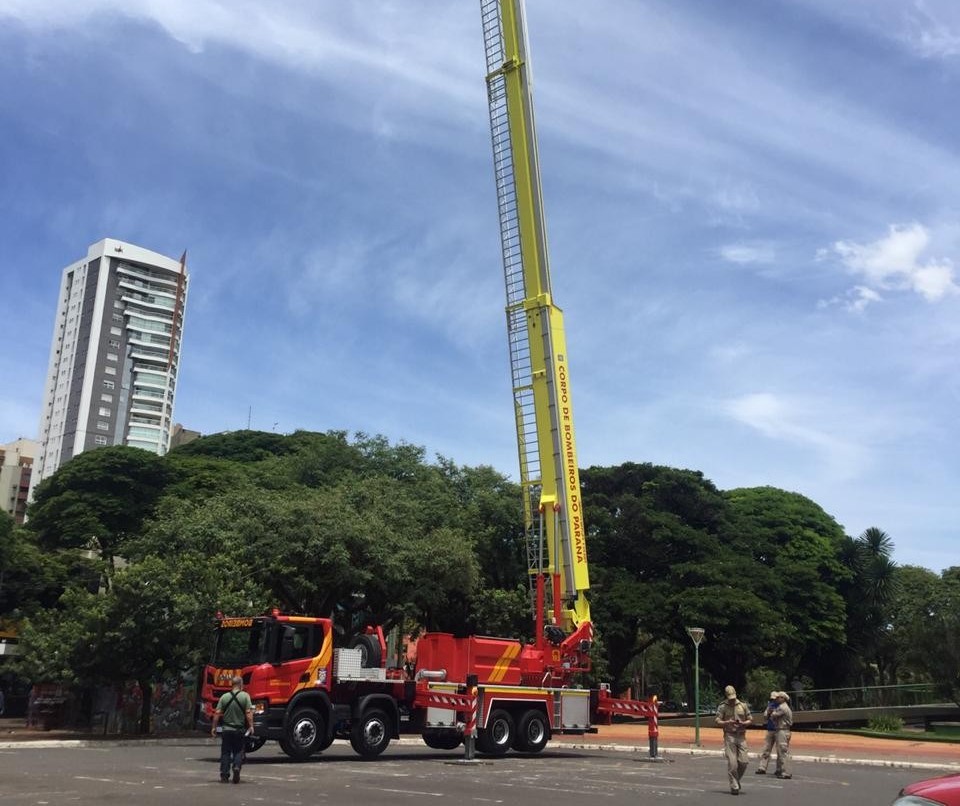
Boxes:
[868,714,904,733]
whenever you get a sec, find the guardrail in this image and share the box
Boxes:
[787,683,939,711]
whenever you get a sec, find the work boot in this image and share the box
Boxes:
[232,767,241,784]
[756,768,766,774]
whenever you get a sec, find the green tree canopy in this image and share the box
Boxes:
[27,446,171,567]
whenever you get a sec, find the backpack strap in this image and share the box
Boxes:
[222,692,245,725]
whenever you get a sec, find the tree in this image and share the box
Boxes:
[890,565,960,704]
[724,487,850,687]
[841,527,900,685]
[0,516,99,618]
[27,447,171,576]
[582,463,777,695]
[16,553,251,732]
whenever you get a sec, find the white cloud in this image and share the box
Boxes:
[905,0,960,59]
[724,392,867,480]
[0,1,480,110]
[817,285,884,313]
[829,223,959,303]
[788,0,960,63]
[719,243,775,265]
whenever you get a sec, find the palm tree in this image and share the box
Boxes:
[854,528,899,687]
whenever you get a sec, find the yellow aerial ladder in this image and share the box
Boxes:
[480,0,591,645]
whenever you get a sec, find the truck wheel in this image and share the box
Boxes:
[282,707,326,760]
[348,634,382,668]
[477,708,514,756]
[350,708,392,759]
[514,709,549,753]
[317,731,335,752]
[422,731,462,750]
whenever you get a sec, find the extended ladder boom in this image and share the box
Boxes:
[481,0,590,634]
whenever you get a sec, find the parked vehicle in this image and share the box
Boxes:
[893,773,960,806]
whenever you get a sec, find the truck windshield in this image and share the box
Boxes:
[212,619,272,667]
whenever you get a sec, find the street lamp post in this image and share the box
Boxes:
[687,627,706,747]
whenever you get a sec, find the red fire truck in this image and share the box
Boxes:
[196,613,651,759]
[197,0,657,759]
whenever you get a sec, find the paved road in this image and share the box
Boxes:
[0,740,935,805]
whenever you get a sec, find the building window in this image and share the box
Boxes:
[112,313,123,323]
[110,327,122,336]
[94,436,108,446]
[101,393,113,403]
[96,421,109,431]
[103,379,115,390]
[105,366,116,375]
[99,407,111,417]
[107,353,118,362]
[109,339,120,348]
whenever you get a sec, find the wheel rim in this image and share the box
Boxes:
[491,718,510,746]
[293,717,317,748]
[364,718,385,747]
[526,718,546,745]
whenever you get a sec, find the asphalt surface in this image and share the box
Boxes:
[0,737,942,806]
[2,717,958,771]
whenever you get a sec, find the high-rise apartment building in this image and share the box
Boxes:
[32,239,188,489]
[0,438,38,524]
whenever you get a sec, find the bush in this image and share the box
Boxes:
[745,667,782,708]
[868,714,904,733]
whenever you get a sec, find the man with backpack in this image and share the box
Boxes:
[210,675,254,784]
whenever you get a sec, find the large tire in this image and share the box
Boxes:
[317,731,335,752]
[513,709,549,753]
[281,707,326,760]
[477,708,514,757]
[348,634,382,669]
[350,708,392,759]
[422,731,462,750]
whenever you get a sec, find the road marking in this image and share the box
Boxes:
[362,787,444,797]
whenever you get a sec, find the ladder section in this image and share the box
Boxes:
[482,0,543,594]
[480,0,590,630]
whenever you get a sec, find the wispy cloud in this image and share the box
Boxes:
[821,223,959,309]
[724,392,868,481]
[719,243,776,265]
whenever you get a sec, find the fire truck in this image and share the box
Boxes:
[196,0,657,759]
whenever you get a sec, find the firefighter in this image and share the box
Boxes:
[771,690,794,779]
[715,685,752,795]
[210,675,254,784]
[755,690,780,775]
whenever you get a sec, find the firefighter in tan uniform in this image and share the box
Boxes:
[715,685,752,795]
[770,690,793,778]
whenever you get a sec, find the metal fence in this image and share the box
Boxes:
[788,683,939,711]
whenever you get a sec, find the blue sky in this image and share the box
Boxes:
[2,1,958,572]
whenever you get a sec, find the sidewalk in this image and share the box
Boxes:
[556,722,960,772]
[1,716,958,771]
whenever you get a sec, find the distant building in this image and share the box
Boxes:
[170,423,202,449]
[0,438,38,525]
[32,239,189,492]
